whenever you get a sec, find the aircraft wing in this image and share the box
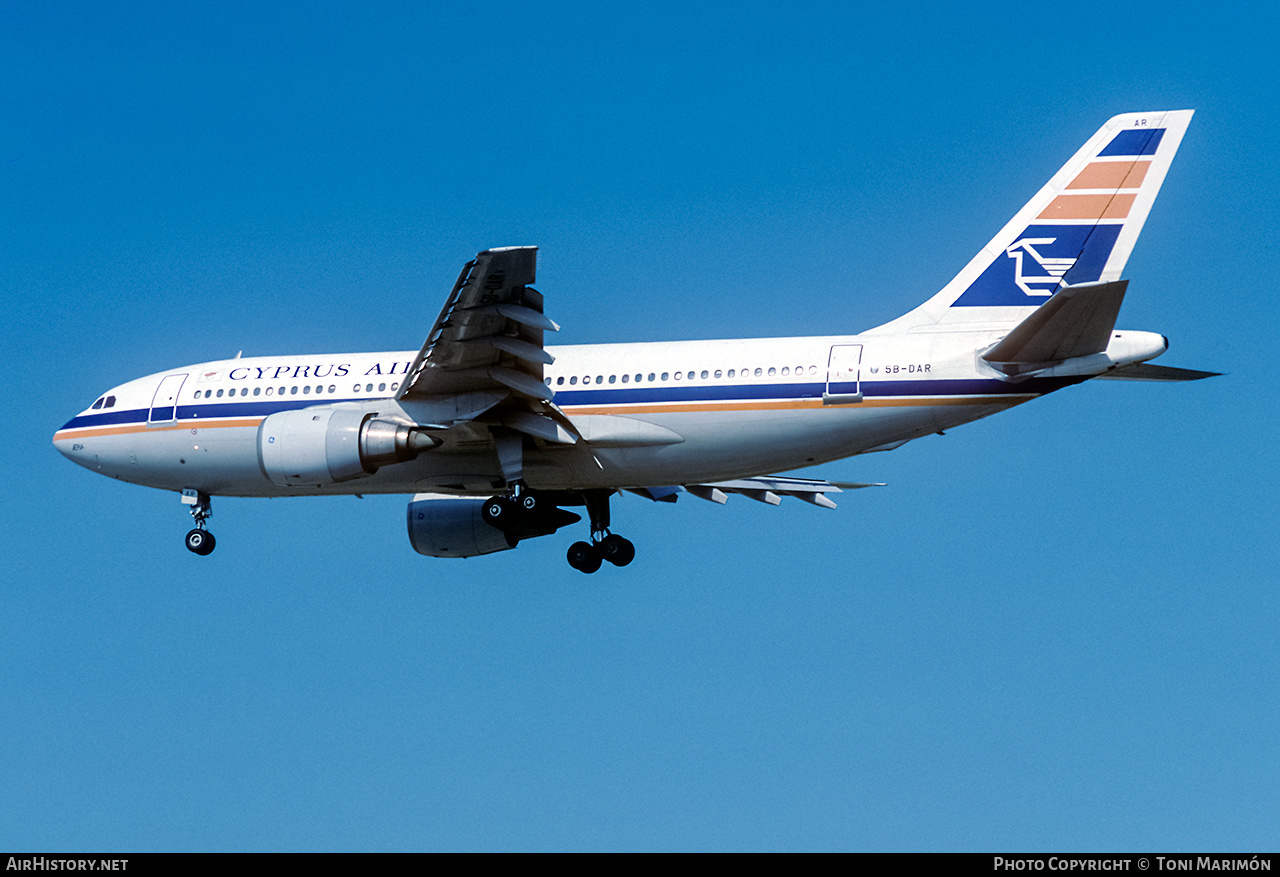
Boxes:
[397,247,579,444]
[628,475,884,508]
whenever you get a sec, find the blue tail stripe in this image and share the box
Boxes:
[1099,127,1165,157]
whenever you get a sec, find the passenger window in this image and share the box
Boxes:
[661,372,669,381]
[728,369,735,378]
[595,376,602,384]
[782,367,790,376]
[303,385,311,394]
[391,383,398,391]
[241,388,248,396]
[266,387,274,396]
[544,378,552,386]
[378,383,386,392]
[648,373,655,381]
[621,374,629,383]
[768,367,776,376]
[557,377,564,386]
[254,387,261,396]
[328,385,336,394]
[674,372,682,381]
[754,368,762,377]
[608,375,616,384]
[366,384,373,392]
[216,389,224,398]
[290,386,298,395]
[569,376,577,385]
[701,370,709,379]
[91,397,104,410]
[809,365,817,374]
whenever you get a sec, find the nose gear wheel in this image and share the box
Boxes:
[182,491,216,556]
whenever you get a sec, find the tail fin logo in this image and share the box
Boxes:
[951,223,1121,307]
[1006,237,1073,296]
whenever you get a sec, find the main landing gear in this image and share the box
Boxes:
[480,488,541,539]
[480,483,583,551]
[480,485,636,573]
[565,490,635,574]
[181,489,215,556]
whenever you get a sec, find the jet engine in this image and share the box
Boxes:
[257,407,438,487]
[406,493,581,558]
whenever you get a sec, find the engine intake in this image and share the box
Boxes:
[258,407,438,487]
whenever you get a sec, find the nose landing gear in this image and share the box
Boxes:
[181,489,215,556]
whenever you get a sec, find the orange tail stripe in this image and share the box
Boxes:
[1066,160,1150,190]
[1038,192,1136,221]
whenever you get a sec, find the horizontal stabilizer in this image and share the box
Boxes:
[1094,363,1221,381]
[983,280,1128,364]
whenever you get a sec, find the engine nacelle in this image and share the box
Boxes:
[406,494,515,558]
[257,407,438,487]
[406,493,583,558]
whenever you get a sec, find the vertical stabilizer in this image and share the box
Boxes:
[868,111,1193,333]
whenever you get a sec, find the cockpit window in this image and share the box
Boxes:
[104,396,116,408]
[91,397,104,410]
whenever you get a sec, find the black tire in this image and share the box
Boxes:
[567,541,602,573]
[185,528,215,556]
[481,497,514,530]
[601,534,635,567]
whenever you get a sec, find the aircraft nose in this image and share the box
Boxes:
[53,422,95,469]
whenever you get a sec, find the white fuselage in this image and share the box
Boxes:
[52,328,1166,497]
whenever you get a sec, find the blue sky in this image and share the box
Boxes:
[4,1,1278,851]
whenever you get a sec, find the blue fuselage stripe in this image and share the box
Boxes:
[58,376,1082,432]
[549,376,1076,406]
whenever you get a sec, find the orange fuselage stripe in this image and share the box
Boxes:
[54,395,1037,442]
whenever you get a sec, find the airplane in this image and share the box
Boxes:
[53,110,1217,572]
